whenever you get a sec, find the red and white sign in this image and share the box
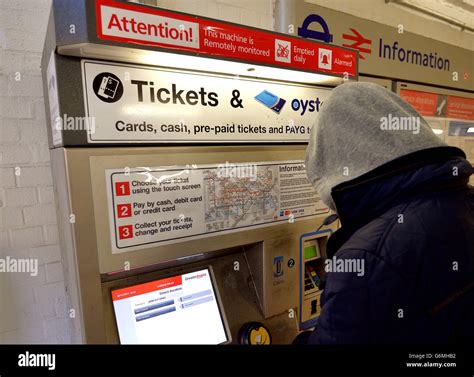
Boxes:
[400,89,438,117]
[401,89,474,120]
[446,96,474,121]
[112,275,182,301]
[106,161,327,254]
[95,0,357,77]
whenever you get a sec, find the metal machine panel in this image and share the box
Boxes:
[358,75,393,90]
[102,251,300,344]
[51,145,336,342]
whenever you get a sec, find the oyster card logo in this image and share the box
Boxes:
[255,90,286,114]
[98,3,199,49]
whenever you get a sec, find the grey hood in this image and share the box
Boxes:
[305,82,446,211]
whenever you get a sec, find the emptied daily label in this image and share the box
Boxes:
[106,161,328,254]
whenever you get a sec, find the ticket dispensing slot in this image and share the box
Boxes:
[299,230,332,330]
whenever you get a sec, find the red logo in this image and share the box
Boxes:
[277,43,289,59]
[342,28,372,60]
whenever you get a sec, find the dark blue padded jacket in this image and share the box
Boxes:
[309,147,474,344]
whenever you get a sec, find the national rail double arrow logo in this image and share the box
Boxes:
[342,28,372,60]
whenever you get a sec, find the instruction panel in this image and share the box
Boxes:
[106,161,328,253]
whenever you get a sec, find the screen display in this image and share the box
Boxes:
[304,238,321,260]
[111,268,228,344]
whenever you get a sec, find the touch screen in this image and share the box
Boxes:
[111,268,229,344]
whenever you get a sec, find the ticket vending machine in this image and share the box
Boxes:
[42,0,358,344]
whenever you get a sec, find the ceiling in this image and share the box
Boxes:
[390,0,474,32]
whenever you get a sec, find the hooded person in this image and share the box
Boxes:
[304,82,474,344]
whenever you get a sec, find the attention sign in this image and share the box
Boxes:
[95,0,357,78]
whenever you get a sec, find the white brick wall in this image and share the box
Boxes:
[37,186,54,204]
[16,166,53,187]
[29,244,61,265]
[24,204,57,226]
[0,0,70,344]
[4,187,37,207]
[150,0,276,30]
[45,262,64,283]
[9,227,45,251]
[1,168,16,188]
